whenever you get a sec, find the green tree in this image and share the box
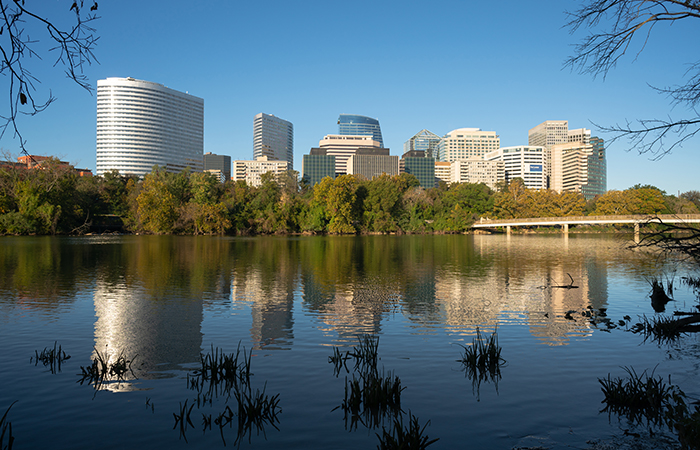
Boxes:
[136,168,179,234]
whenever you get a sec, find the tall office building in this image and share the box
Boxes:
[529,120,605,197]
[302,150,336,186]
[400,150,436,188]
[436,128,500,161]
[315,134,383,176]
[347,148,398,180]
[338,114,383,146]
[528,120,569,149]
[253,113,294,170]
[484,146,547,190]
[551,138,606,199]
[203,152,231,181]
[404,129,441,158]
[96,77,204,177]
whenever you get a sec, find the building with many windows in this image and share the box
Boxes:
[253,113,294,170]
[203,152,231,181]
[347,148,398,180]
[96,77,204,177]
[450,158,504,190]
[435,128,500,161]
[434,161,452,185]
[403,129,441,159]
[484,146,547,190]
[337,114,383,147]
[232,156,288,187]
[315,134,383,176]
[551,138,606,199]
[302,150,336,186]
[400,150,435,188]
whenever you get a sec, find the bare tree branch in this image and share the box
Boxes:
[0,0,99,154]
[566,0,700,157]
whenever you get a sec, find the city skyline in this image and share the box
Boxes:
[3,0,698,195]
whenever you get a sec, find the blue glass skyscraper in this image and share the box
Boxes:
[337,114,383,146]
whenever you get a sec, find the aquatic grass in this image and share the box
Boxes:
[32,342,70,374]
[599,366,686,429]
[457,327,505,396]
[0,402,16,450]
[234,382,281,444]
[182,343,282,446]
[629,315,685,344]
[172,399,195,442]
[350,334,379,374]
[337,369,405,430]
[376,411,439,450]
[328,346,351,376]
[77,348,136,391]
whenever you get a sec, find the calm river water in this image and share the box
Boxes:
[0,234,698,449]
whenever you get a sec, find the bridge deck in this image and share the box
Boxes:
[472,214,700,228]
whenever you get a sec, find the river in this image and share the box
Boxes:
[0,234,698,449]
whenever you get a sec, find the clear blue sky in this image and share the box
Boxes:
[5,0,699,195]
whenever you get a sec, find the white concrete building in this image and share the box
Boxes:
[436,128,500,162]
[434,161,452,185]
[96,77,203,177]
[451,158,504,190]
[232,156,289,187]
[317,134,383,175]
[484,146,546,190]
[253,113,294,170]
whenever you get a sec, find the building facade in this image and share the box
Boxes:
[403,129,441,159]
[337,114,383,147]
[434,161,452,185]
[400,150,436,188]
[203,152,231,181]
[550,137,606,199]
[96,77,204,177]
[316,134,383,176]
[436,128,500,161]
[450,158,504,190]
[232,156,289,187]
[484,146,546,190]
[253,113,294,170]
[302,150,336,186]
[346,148,398,180]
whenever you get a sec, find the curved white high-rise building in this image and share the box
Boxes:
[96,77,204,176]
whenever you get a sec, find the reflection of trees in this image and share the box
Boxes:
[0,234,675,356]
[0,236,96,311]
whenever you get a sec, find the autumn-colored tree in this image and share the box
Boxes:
[591,187,669,215]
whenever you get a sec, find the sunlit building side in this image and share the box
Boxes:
[96,77,204,177]
[436,128,500,162]
[484,146,546,190]
[253,113,294,170]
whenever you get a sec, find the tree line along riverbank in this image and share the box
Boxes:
[1,160,698,236]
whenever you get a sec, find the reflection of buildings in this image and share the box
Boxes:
[232,268,295,350]
[92,279,204,384]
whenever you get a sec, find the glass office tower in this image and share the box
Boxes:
[337,114,383,147]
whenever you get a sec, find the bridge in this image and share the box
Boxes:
[472,214,700,240]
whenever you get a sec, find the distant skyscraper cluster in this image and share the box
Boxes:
[297,117,606,199]
[93,77,605,197]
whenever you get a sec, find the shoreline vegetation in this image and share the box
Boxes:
[1,161,699,237]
